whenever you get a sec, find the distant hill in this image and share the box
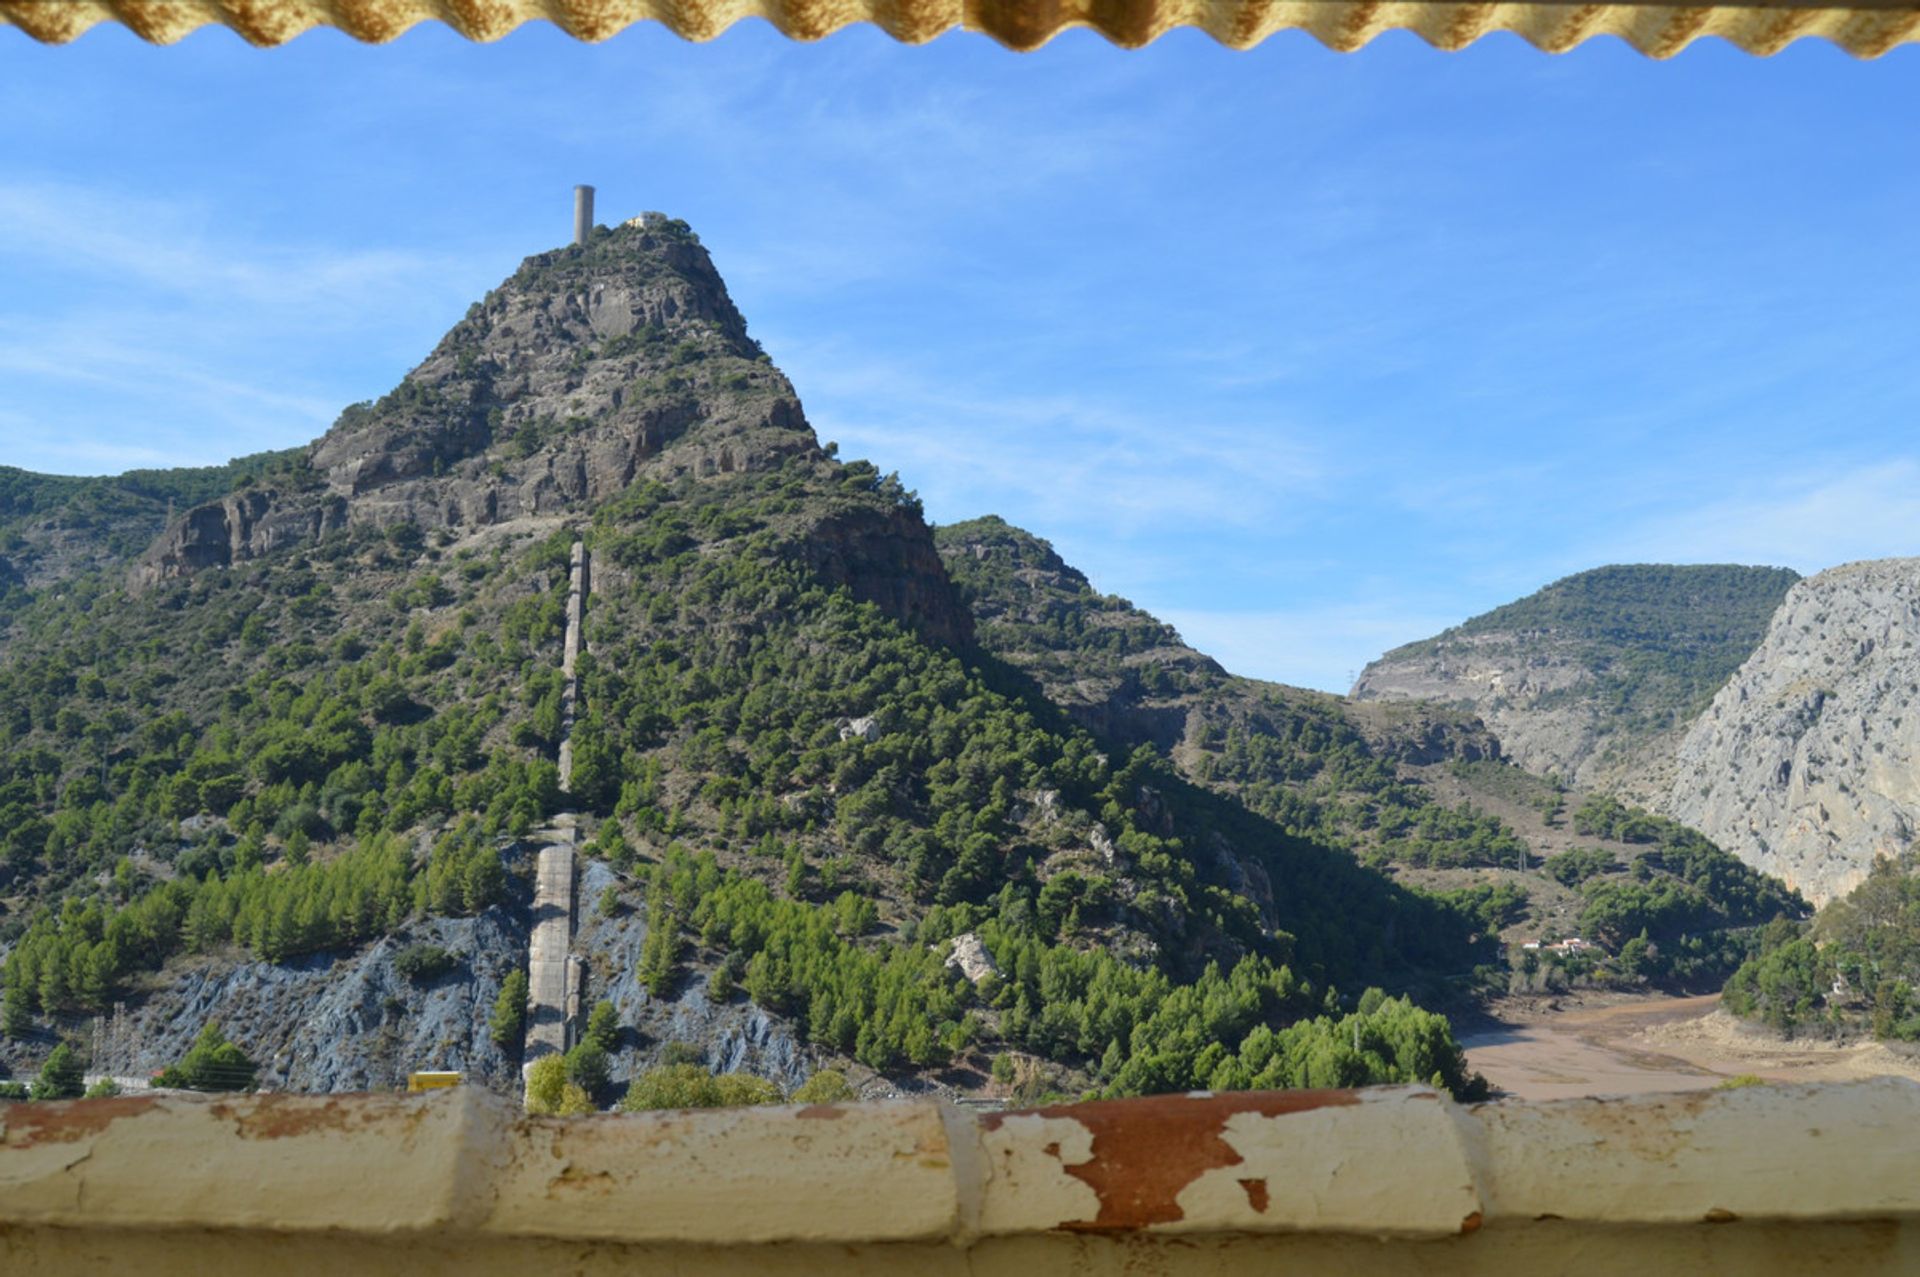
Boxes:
[1351,564,1800,796]
[0,449,303,613]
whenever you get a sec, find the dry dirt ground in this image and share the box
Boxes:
[1460,992,1920,1101]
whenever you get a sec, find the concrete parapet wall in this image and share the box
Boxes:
[4,1081,1920,1273]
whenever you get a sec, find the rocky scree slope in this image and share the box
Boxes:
[80,902,531,1093]
[1666,559,1920,907]
[1352,564,1800,799]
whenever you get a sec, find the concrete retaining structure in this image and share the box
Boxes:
[4,1081,1919,1273]
[557,541,586,792]
[522,827,576,1069]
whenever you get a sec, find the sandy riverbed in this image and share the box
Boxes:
[1460,993,1920,1100]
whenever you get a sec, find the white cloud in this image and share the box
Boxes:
[0,179,487,473]
[0,181,461,321]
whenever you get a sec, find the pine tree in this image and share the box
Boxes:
[3,978,32,1038]
[585,1000,620,1053]
[30,1042,85,1100]
[639,898,681,998]
[490,970,528,1047]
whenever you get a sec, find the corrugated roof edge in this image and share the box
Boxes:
[2,0,1918,57]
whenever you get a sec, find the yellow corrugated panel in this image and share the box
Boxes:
[2,0,1915,56]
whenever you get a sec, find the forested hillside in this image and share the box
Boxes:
[1723,851,1920,1042]
[0,217,1490,1104]
[0,448,304,614]
[936,517,1810,997]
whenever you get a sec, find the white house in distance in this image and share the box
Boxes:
[1521,937,1604,957]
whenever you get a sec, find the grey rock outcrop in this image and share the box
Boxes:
[571,861,813,1091]
[129,217,971,650]
[93,908,528,1093]
[1665,559,1920,906]
[1353,631,1603,779]
[942,932,999,985]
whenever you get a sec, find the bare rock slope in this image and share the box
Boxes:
[1665,559,1920,906]
[1353,564,1799,800]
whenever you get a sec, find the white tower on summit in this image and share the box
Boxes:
[572,185,595,246]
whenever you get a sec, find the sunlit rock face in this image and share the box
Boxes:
[1353,564,1800,803]
[127,218,970,649]
[1665,558,1920,906]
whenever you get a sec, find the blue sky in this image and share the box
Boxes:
[2,20,1917,691]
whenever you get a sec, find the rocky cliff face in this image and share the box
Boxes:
[1664,559,1920,906]
[571,862,813,1093]
[129,216,969,649]
[1354,630,1605,778]
[74,905,529,1093]
[1352,565,1799,799]
[134,220,805,583]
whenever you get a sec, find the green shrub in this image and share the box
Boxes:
[525,1054,594,1115]
[791,1070,856,1104]
[29,1043,84,1100]
[620,1064,783,1111]
[153,1024,256,1092]
[394,943,457,985]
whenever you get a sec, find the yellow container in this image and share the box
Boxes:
[407,1072,463,1092]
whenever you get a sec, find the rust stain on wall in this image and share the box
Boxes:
[212,1095,387,1141]
[986,1090,1360,1232]
[1238,1178,1270,1213]
[795,1105,846,1120]
[2,1095,161,1146]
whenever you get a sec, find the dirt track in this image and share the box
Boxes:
[1461,994,1920,1100]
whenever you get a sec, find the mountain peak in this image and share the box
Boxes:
[309,215,780,493]
[135,216,819,587]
